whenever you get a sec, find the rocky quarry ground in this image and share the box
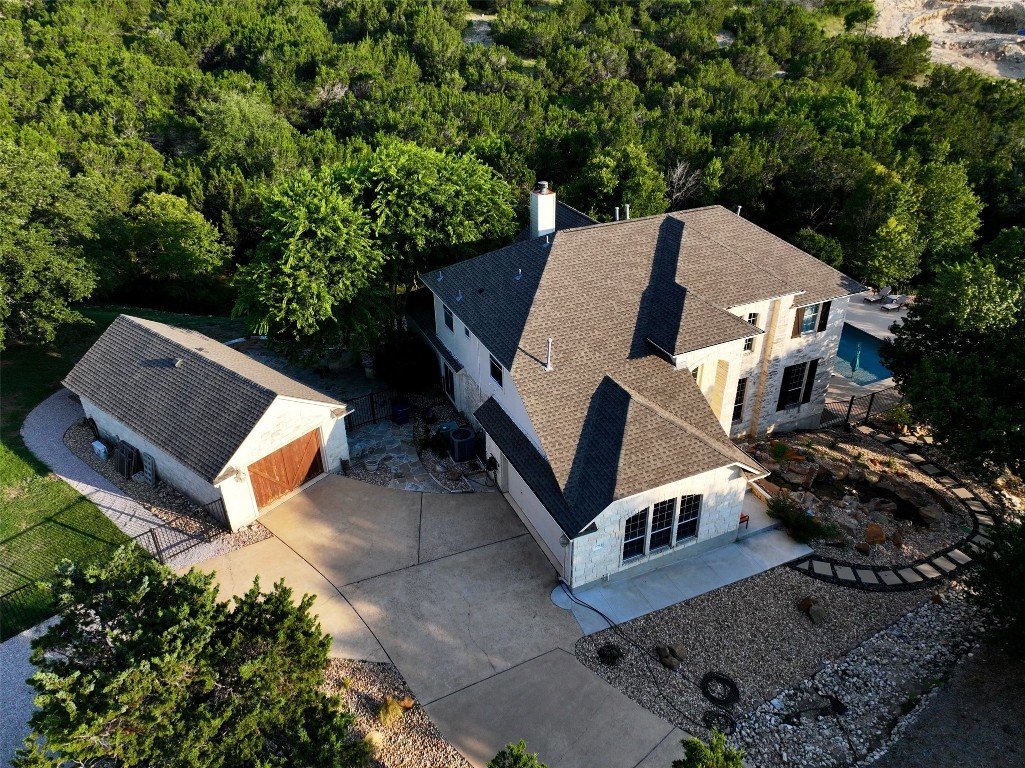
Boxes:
[874,0,1025,79]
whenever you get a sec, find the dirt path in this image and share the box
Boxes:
[873,643,1025,768]
[873,0,1025,78]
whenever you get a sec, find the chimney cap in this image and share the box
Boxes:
[535,180,550,194]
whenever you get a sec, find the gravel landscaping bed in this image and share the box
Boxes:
[65,422,271,551]
[730,582,985,767]
[323,660,470,768]
[746,431,973,568]
[575,568,928,737]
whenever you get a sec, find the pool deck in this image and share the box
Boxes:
[844,290,910,341]
[826,292,910,402]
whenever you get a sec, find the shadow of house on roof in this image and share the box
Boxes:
[411,181,864,589]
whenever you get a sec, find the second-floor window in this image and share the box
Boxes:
[776,360,819,411]
[732,378,748,423]
[792,301,831,337]
[490,355,504,387]
[744,313,758,352]
[443,305,454,332]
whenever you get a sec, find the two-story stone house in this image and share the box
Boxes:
[409,183,863,589]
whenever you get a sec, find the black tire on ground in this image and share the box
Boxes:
[700,671,741,707]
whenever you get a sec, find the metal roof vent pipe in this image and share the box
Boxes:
[530,180,557,240]
[544,337,554,371]
[736,205,743,217]
[624,203,630,220]
[614,206,620,221]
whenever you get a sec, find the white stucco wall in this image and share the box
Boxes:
[486,435,568,579]
[569,464,748,588]
[432,292,544,451]
[82,396,221,507]
[218,397,349,529]
[83,395,347,532]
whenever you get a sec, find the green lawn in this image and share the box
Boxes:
[0,305,247,639]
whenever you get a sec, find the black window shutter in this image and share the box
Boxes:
[801,359,819,403]
[792,307,804,338]
[817,301,831,332]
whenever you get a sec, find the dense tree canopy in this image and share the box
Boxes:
[882,250,1025,477]
[16,546,367,768]
[2,0,1024,349]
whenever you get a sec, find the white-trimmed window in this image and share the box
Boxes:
[489,355,504,387]
[649,499,675,551]
[623,511,648,560]
[792,301,831,338]
[621,494,704,562]
[800,304,820,334]
[743,313,758,352]
[443,305,454,332]
[677,495,702,540]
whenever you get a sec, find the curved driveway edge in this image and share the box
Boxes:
[209,476,689,768]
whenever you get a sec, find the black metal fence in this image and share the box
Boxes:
[0,518,220,640]
[820,386,903,430]
[343,390,449,433]
[343,390,393,431]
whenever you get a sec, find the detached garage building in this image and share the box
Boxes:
[63,315,350,531]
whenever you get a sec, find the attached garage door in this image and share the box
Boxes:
[248,430,324,510]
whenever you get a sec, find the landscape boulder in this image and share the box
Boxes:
[864,523,886,545]
[808,604,827,625]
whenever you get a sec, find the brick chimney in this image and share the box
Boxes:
[529,180,556,240]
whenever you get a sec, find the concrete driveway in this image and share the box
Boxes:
[194,475,682,768]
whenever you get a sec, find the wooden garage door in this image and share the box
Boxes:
[248,430,324,510]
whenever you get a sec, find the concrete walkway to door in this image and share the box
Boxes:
[192,475,686,768]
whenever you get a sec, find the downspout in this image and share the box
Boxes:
[563,537,573,587]
[748,297,782,439]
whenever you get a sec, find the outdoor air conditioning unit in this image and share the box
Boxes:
[91,440,108,461]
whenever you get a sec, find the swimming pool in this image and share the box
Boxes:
[834,324,893,385]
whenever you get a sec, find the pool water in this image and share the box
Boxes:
[834,324,892,385]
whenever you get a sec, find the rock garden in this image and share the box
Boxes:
[739,430,974,569]
[323,660,470,768]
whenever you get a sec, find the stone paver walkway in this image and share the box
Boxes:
[347,415,497,495]
[347,418,439,491]
[790,426,996,590]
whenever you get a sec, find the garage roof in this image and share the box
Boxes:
[63,315,344,482]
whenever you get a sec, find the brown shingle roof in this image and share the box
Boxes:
[63,315,343,482]
[432,205,860,534]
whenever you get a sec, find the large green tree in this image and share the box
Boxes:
[233,168,384,360]
[15,546,367,768]
[334,139,517,301]
[0,141,101,349]
[882,258,1025,476]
